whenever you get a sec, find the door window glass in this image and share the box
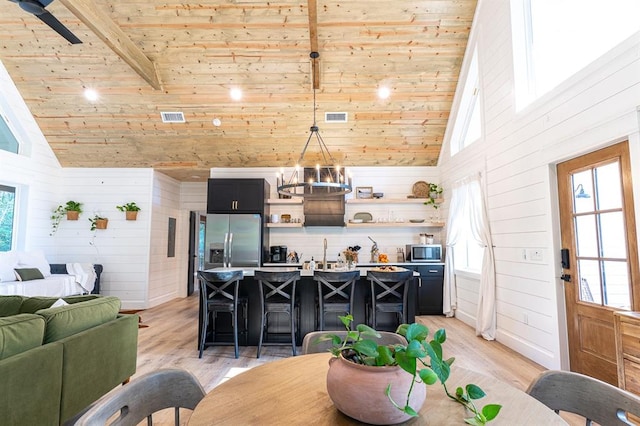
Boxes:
[571,159,631,308]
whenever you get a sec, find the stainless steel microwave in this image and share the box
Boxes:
[406,244,442,262]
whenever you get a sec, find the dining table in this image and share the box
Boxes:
[188,353,568,425]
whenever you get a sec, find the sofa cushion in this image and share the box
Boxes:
[19,295,100,314]
[0,314,45,360]
[17,249,52,277]
[37,296,121,343]
[0,251,18,282]
[14,267,45,281]
[0,341,63,426]
[0,296,26,317]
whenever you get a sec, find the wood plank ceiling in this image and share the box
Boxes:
[0,0,477,182]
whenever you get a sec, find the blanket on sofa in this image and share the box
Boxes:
[65,263,96,294]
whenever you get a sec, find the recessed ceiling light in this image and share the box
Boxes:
[377,86,391,100]
[230,88,243,101]
[212,118,222,126]
[84,88,99,102]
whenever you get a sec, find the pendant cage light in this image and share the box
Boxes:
[276,52,352,198]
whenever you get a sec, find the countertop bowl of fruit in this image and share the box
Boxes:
[378,253,389,263]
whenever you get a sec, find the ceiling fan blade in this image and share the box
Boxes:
[34,10,82,44]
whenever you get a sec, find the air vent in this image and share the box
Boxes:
[325,112,348,123]
[160,112,186,123]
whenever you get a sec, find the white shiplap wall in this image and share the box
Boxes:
[0,60,63,251]
[210,167,443,263]
[55,168,154,309]
[439,0,640,369]
[147,172,186,308]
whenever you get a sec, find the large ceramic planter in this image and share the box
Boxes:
[326,354,427,425]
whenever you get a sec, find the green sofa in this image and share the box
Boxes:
[0,295,139,425]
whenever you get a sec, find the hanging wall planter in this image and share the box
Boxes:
[89,215,109,231]
[64,200,83,220]
[116,202,141,221]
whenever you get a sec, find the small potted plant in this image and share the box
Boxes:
[320,315,501,425]
[424,183,443,209]
[63,200,83,220]
[89,215,109,231]
[116,202,141,220]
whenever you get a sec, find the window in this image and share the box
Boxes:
[450,47,481,155]
[0,185,16,251]
[0,115,19,154]
[454,231,484,272]
[512,0,640,109]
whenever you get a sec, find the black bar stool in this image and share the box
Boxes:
[313,270,360,330]
[255,269,301,357]
[366,270,414,331]
[197,269,246,359]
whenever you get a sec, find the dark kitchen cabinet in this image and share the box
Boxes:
[409,264,444,315]
[207,179,268,214]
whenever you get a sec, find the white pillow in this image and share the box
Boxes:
[17,250,52,277]
[0,251,18,282]
[50,298,69,308]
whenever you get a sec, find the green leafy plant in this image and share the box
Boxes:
[423,183,443,209]
[116,202,141,212]
[64,200,83,213]
[50,205,66,236]
[88,215,108,231]
[51,201,83,235]
[321,315,501,425]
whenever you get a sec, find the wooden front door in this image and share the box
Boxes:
[557,141,639,384]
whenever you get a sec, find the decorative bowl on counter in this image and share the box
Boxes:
[409,219,425,223]
[372,192,384,199]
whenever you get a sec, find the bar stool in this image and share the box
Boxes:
[255,269,301,357]
[313,270,360,330]
[197,269,247,359]
[366,270,413,331]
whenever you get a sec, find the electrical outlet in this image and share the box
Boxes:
[529,249,543,262]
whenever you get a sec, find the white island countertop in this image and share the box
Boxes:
[204,266,421,277]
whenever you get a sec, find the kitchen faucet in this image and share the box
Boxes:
[323,238,328,271]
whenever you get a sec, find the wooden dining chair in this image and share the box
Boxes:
[313,270,360,330]
[301,330,407,355]
[74,369,206,426]
[197,269,247,359]
[526,369,640,425]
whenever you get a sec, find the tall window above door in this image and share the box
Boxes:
[0,115,20,154]
[511,0,640,110]
[450,46,481,156]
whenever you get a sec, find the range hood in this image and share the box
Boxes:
[302,168,345,227]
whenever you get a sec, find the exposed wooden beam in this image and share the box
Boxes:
[58,0,162,90]
[307,0,320,89]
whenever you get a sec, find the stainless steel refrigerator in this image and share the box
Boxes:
[204,213,264,269]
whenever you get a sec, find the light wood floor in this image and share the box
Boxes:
[117,293,580,425]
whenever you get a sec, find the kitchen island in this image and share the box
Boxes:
[198,264,440,350]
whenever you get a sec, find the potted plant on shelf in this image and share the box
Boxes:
[116,202,141,220]
[320,315,501,425]
[89,215,109,231]
[424,183,443,209]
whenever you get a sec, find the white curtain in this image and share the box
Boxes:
[443,173,497,340]
[442,184,465,317]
